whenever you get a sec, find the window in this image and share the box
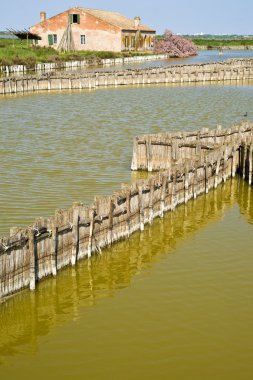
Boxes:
[80,35,86,45]
[131,36,135,48]
[125,36,129,48]
[48,34,57,45]
[69,14,80,24]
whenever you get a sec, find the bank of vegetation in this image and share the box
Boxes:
[0,38,152,67]
[191,38,253,47]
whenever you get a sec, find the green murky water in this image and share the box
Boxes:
[0,81,253,379]
[1,82,253,236]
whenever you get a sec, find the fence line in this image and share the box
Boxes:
[1,58,253,95]
[0,122,252,299]
[0,54,169,75]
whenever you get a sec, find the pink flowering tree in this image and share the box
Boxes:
[154,30,197,57]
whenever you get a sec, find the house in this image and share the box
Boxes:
[29,7,156,52]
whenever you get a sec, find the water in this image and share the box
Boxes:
[0,179,252,379]
[1,82,253,236]
[2,50,253,77]
[0,66,253,379]
[117,49,253,70]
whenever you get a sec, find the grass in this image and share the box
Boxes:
[191,38,253,47]
[0,38,153,67]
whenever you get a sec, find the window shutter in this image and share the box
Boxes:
[69,14,73,24]
[77,14,80,24]
[48,34,53,46]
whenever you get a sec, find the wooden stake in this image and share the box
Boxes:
[71,203,80,266]
[138,185,144,231]
[28,229,36,291]
[88,208,95,258]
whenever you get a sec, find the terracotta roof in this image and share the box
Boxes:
[77,7,155,32]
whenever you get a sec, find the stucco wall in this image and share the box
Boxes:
[30,8,122,52]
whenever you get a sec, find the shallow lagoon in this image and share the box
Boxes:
[0,53,253,379]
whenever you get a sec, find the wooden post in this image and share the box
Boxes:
[184,165,190,201]
[148,177,155,224]
[204,160,209,194]
[160,174,167,217]
[28,229,36,291]
[171,140,178,161]
[214,158,220,189]
[231,147,237,178]
[248,144,252,185]
[193,166,198,199]
[171,170,177,210]
[121,188,131,238]
[242,143,246,180]
[71,203,80,266]
[88,207,95,258]
[8,78,12,94]
[222,147,228,183]
[138,185,144,231]
[50,221,58,276]
[146,138,153,172]
[108,198,114,245]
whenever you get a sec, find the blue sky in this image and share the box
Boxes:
[1,0,253,35]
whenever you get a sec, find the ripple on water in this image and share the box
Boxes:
[1,83,253,235]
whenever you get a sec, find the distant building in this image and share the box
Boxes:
[30,7,156,52]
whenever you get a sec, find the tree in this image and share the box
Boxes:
[154,30,197,57]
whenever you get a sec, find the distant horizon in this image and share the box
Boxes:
[1,1,253,35]
[1,31,253,38]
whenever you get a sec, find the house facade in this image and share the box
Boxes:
[30,7,156,52]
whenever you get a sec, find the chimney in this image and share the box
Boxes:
[40,11,46,22]
[134,16,141,29]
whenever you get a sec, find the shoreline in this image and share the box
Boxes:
[197,45,253,50]
[1,58,253,96]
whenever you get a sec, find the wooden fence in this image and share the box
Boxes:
[0,54,169,75]
[0,122,252,299]
[1,58,253,95]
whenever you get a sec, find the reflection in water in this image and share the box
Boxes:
[0,179,252,367]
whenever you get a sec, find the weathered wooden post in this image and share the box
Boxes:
[71,203,80,266]
[148,177,155,224]
[50,219,58,276]
[214,158,220,189]
[248,143,252,185]
[184,164,190,201]
[160,174,167,217]
[108,197,114,245]
[204,160,209,194]
[125,189,131,237]
[242,142,246,180]
[193,166,198,199]
[28,229,36,291]
[222,147,228,183]
[146,137,153,172]
[171,170,177,210]
[138,184,144,231]
[88,207,95,258]
[231,146,237,178]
